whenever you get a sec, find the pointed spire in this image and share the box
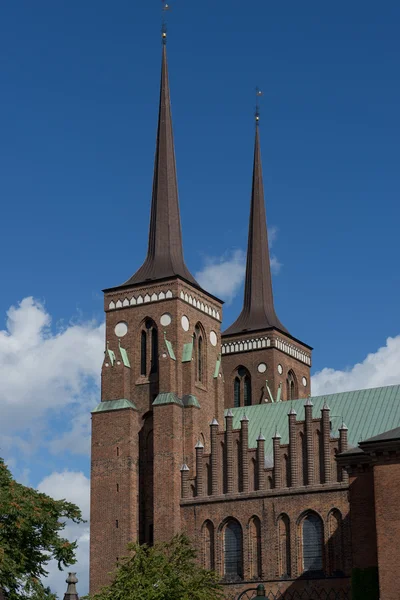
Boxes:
[224,121,288,335]
[122,44,198,288]
[63,573,79,600]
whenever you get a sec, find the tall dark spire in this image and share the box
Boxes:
[224,122,288,336]
[122,43,198,288]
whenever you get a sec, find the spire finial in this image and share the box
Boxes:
[223,91,289,336]
[255,87,263,123]
[161,1,170,44]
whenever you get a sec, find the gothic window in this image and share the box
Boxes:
[249,517,261,579]
[234,378,240,408]
[140,319,158,377]
[202,521,215,570]
[224,519,243,579]
[302,513,324,574]
[328,510,343,575]
[244,376,252,406]
[232,367,252,407]
[141,330,147,375]
[286,370,298,401]
[194,324,205,384]
[278,514,291,578]
[150,327,158,373]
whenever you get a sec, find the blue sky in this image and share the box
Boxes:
[0,1,399,596]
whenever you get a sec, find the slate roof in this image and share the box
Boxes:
[227,384,400,459]
[360,425,400,445]
[107,44,199,292]
[223,124,288,336]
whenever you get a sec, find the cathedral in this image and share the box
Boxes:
[89,33,400,600]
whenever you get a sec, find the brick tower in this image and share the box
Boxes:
[89,38,224,593]
[221,118,312,408]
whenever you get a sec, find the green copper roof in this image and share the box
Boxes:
[92,398,137,413]
[153,392,183,407]
[182,394,200,408]
[182,339,193,363]
[119,344,131,368]
[164,333,176,361]
[227,384,400,458]
[214,354,221,379]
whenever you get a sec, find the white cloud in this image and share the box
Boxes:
[0,297,104,457]
[38,471,90,599]
[196,250,247,303]
[195,228,281,302]
[312,335,400,396]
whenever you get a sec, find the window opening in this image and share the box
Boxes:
[224,520,243,579]
[303,514,323,573]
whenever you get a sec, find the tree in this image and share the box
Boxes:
[89,534,223,600]
[0,458,84,600]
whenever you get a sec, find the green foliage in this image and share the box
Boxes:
[0,458,84,600]
[351,567,379,600]
[88,534,223,600]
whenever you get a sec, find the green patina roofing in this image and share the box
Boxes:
[119,344,131,368]
[106,344,116,366]
[214,354,221,379]
[92,398,137,413]
[153,392,183,407]
[227,384,400,458]
[182,394,201,408]
[164,333,176,361]
[182,338,193,363]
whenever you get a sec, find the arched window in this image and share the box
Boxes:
[328,510,343,575]
[286,370,297,401]
[202,521,215,570]
[140,319,158,377]
[302,513,324,574]
[232,367,251,407]
[249,517,261,579]
[150,327,158,373]
[234,378,240,408]
[198,336,203,381]
[194,324,205,384]
[244,376,252,407]
[141,330,147,375]
[224,520,243,579]
[278,515,291,578]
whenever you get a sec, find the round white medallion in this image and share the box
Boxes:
[114,321,128,337]
[277,364,283,375]
[210,330,217,347]
[160,313,172,327]
[258,362,267,373]
[302,376,308,387]
[181,315,190,332]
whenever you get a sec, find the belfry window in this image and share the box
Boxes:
[150,327,158,374]
[224,520,243,579]
[302,513,324,574]
[194,324,205,384]
[286,370,297,401]
[141,331,147,375]
[140,319,158,377]
[232,367,252,407]
[244,376,252,407]
[234,378,240,408]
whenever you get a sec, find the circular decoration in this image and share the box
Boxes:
[114,321,128,337]
[181,315,190,332]
[210,331,217,347]
[302,376,308,387]
[257,362,267,373]
[160,313,172,327]
[277,364,283,375]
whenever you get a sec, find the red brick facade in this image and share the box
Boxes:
[90,37,355,600]
[89,279,354,597]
